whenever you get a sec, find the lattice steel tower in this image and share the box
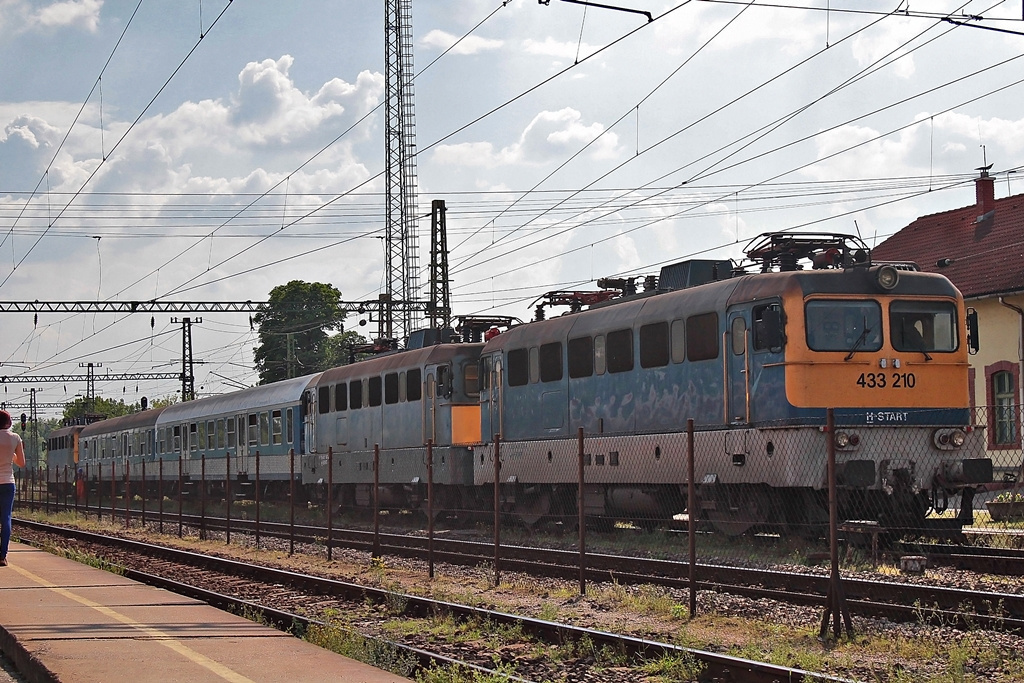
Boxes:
[383,0,420,343]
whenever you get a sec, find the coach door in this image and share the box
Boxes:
[726,307,751,425]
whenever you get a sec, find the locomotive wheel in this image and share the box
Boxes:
[705,486,772,536]
[515,491,552,527]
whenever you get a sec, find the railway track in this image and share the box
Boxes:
[34,505,1024,635]
[14,519,848,683]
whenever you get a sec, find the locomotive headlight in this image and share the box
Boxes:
[834,432,850,448]
[875,264,899,290]
[933,428,968,449]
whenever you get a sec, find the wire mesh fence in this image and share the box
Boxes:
[15,405,1024,618]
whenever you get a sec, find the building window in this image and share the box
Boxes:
[987,361,1020,449]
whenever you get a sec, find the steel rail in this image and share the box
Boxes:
[16,519,851,683]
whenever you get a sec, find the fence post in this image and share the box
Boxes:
[177,456,183,539]
[255,451,261,549]
[141,458,146,528]
[200,453,207,541]
[226,450,231,546]
[84,462,90,520]
[427,439,434,580]
[820,408,853,640]
[110,462,115,522]
[289,448,295,556]
[123,461,130,530]
[158,458,164,534]
[327,446,333,562]
[687,418,697,619]
[373,444,380,561]
[577,427,586,597]
[493,433,501,588]
[46,464,50,514]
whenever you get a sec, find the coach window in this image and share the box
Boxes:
[407,368,422,401]
[464,362,480,396]
[226,419,236,449]
[259,412,270,446]
[159,428,166,454]
[594,334,607,375]
[731,317,746,355]
[539,342,563,382]
[207,420,216,450]
[272,410,283,445]
[286,408,294,444]
[350,380,363,409]
[508,348,529,386]
[216,420,225,449]
[190,423,198,452]
[568,337,593,378]
[248,414,259,447]
[369,376,383,406]
[640,322,670,368]
[671,319,686,363]
[318,386,331,414]
[686,312,720,361]
[607,328,634,373]
[335,382,347,411]
[173,425,182,453]
[385,372,400,405]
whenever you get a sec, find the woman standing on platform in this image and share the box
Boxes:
[0,410,26,566]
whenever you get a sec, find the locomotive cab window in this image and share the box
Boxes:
[464,362,480,396]
[730,317,746,356]
[539,342,562,382]
[890,300,957,353]
[350,381,363,409]
[805,300,882,353]
[335,383,347,411]
[640,322,670,368]
[568,337,593,378]
[607,328,634,373]
[686,312,719,361]
[318,386,331,414]
[407,368,422,401]
[384,372,400,405]
[507,348,529,386]
[753,303,784,351]
[369,376,383,407]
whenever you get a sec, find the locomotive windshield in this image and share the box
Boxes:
[890,300,957,353]
[805,300,882,352]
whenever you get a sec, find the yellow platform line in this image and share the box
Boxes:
[11,563,255,683]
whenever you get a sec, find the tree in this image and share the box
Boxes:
[62,396,138,423]
[322,329,371,368]
[252,281,346,384]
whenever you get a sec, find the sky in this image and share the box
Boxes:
[2,0,1024,416]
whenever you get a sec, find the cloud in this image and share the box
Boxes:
[850,17,919,79]
[521,37,596,61]
[421,29,503,55]
[33,0,102,32]
[432,108,620,168]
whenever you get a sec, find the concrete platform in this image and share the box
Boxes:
[0,543,410,683]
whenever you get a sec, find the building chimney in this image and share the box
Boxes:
[976,166,995,217]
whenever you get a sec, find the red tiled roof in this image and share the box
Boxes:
[872,181,1024,299]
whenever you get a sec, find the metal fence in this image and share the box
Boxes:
[16,404,1022,638]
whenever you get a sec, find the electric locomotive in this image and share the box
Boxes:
[301,341,484,515]
[476,233,991,535]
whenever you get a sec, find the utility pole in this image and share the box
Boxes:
[427,199,451,331]
[171,317,201,401]
[80,362,101,414]
[384,0,420,344]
